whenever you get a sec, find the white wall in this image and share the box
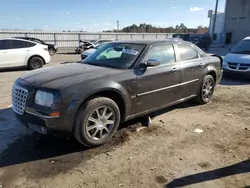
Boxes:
[208,12,225,35]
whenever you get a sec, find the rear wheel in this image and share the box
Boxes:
[196,75,215,104]
[28,56,43,70]
[74,97,120,147]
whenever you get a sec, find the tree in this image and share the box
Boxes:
[111,23,208,34]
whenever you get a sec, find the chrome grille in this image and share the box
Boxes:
[228,62,250,71]
[12,84,28,115]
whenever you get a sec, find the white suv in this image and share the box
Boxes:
[0,38,50,70]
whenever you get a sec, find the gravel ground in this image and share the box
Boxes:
[0,49,249,188]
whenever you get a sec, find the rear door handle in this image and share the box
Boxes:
[2,52,7,54]
[199,62,205,67]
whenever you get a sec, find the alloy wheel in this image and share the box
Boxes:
[202,78,213,101]
[86,106,115,140]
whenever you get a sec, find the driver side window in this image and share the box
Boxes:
[96,47,122,60]
[147,44,176,65]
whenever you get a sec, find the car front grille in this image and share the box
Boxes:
[228,62,250,71]
[12,84,28,115]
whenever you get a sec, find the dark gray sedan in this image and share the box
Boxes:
[12,40,223,147]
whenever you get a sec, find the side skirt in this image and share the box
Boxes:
[125,94,197,121]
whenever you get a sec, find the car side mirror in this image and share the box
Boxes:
[146,58,161,67]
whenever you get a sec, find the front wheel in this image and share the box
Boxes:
[195,75,215,104]
[74,97,120,147]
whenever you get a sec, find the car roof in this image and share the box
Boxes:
[0,38,40,44]
[111,39,191,45]
[15,37,41,40]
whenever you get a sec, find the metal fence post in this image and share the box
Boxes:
[78,33,81,46]
[53,33,57,46]
[99,34,102,39]
[131,34,133,39]
[25,33,28,37]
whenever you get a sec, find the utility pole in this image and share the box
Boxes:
[117,20,119,32]
[211,0,219,41]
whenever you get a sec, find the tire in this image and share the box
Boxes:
[74,97,121,147]
[28,56,44,70]
[49,48,56,56]
[196,75,215,104]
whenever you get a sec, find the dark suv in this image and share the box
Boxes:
[15,37,58,56]
[12,40,222,147]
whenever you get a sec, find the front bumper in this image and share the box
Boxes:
[14,109,73,137]
[223,68,250,78]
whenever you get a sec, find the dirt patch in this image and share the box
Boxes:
[198,162,212,169]
[155,175,168,184]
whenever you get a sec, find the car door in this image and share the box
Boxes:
[175,44,205,98]
[0,40,11,68]
[7,40,31,67]
[134,44,182,114]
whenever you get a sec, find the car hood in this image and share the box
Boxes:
[224,53,250,64]
[20,63,123,89]
[82,48,96,56]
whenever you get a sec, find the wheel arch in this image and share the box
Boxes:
[204,66,217,83]
[27,55,46,65]
[75,88,128,123]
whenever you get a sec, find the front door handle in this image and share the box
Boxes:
[171,67,178,72]
[2,52,7,54]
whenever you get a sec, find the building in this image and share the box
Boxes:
[208,10,225,45]
[224,0,250,44]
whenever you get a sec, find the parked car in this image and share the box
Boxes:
[12,40,222,147]
[81,43,107,60]
[75,41,95,54]
[0,38,50,69]
[75,39,114,54]
[15,37,58,56]
[223,37,250,77]
[194,36,212,51]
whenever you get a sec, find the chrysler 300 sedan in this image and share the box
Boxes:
[12,40,223,147]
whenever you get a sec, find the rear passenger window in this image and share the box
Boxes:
[0,40,10,50]
[10,40,35,49]
[178,45,198,61]
[147,45,176,65]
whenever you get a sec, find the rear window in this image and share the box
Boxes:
[177,44,198,61]
[10,40,36,49]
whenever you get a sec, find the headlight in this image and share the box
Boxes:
[35,90,54,107]
[222,61,227,68]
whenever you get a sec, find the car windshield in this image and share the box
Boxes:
[231,39,250,54]
[82,43,146,69]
